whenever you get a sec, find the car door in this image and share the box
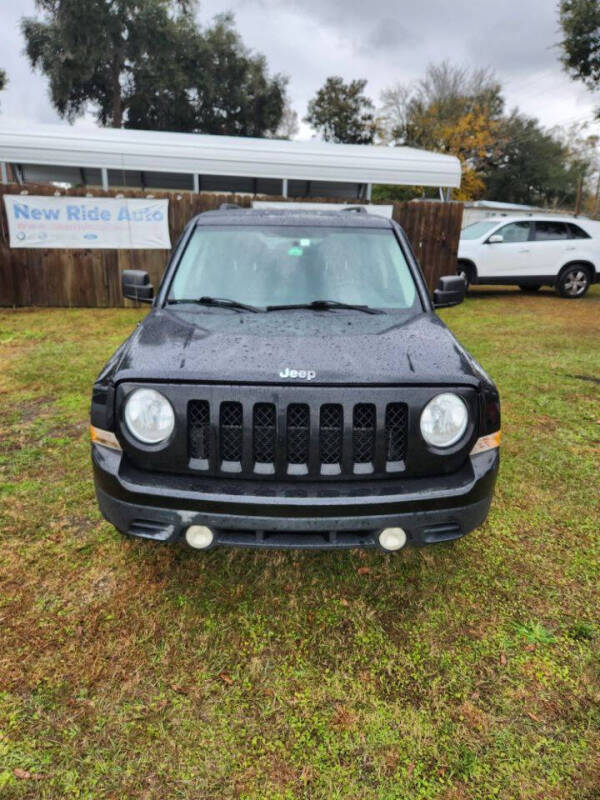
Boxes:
[477,221,533,278]
[528,221,571,277]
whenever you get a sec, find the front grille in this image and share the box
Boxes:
[187,395,410,478]
[253,403,276,463]
[385,402,408,463]
[287,404,310,464]
[220,401,243,461]
[353,403,376,463]
[189,400,210,459]
[319,404,343,464]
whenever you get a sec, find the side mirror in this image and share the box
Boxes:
[433,275,466,309]
[122,270,154,304]
[487,233,503,244]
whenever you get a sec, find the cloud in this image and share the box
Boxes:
[0,1,60,124]
[357,18,419,56]
[0,0,597,138]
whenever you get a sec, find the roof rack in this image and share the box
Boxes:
[219,202,241,210]
[341,206,367,213]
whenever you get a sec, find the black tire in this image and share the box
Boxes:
[457,262,475,290]
[556,265,591,299]
[519,284,541,293]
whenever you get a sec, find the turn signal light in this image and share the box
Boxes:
[90,425,122,450]
[470,430,501,455]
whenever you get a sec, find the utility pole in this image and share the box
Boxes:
[575,172,584,216]
[593,172,600,218]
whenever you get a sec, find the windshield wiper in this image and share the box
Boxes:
[167,296,259,312]
[266,299,384,315]
[167,297,383,314]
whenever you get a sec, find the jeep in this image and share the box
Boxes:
[91,207,500,551]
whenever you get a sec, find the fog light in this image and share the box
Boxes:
[379,527,407,551]
[185,525,214,550]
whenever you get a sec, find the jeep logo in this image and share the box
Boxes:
[279,367,316,381]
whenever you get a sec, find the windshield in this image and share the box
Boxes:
[460,221,499,240]
[168,225,420,310]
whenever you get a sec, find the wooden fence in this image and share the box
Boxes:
[0,185,463,306]
[0,184,251,307]
[392,201,464,292]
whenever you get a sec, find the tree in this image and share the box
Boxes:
[380,63,503,146]
[559,0,600,93]
[378,83,411,145]
[377,60,589,206]
[269,100,299,140]
[22,3,287,136]
[379,63,504,199]
[22,0,195,128]
[483,112,580,206]
[176,14,287,137]
[305,77,375,144]
[122,5,202,132]
[551,121,600,211]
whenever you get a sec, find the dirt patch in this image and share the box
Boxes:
[18,395,56,422]
[48,420,87,439]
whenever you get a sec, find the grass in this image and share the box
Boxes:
[0,285,599,799]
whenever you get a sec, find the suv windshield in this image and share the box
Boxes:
[460,221,499,240]
[167,225,420,310]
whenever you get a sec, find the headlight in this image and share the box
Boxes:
[124,388,175,444]
[420,393,468,448]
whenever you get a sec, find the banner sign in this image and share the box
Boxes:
[3,195,171,249]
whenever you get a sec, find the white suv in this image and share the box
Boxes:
[457,215,600,298]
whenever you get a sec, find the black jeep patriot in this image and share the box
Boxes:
[91,207,500,551]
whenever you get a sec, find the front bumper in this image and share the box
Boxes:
[92,443,499,550]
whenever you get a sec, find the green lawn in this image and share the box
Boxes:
[1,286,599,799]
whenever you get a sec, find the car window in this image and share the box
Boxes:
[567,223,591,239]
[494,222,531,243]
[460,221,499,239]
[534,221,569,240]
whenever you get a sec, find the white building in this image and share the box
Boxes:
[0,124,461,201]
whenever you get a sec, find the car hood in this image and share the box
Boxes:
[107,307,489,387]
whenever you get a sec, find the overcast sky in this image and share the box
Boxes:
[0,0,598,139]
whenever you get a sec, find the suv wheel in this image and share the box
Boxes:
[519,284,541,293]
[557,265,591,299]
[457,262,475,290]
